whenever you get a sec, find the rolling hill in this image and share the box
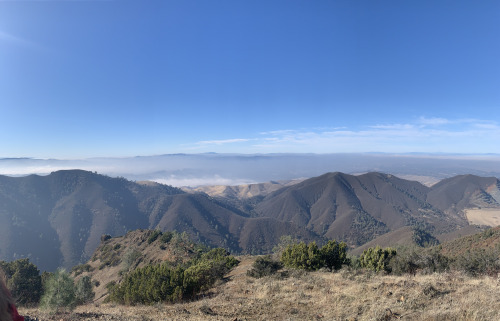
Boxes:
[253,172,481,245]
[0,170,319,271]
[1,170,500,271]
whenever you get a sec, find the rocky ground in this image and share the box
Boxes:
[20,256,500,321]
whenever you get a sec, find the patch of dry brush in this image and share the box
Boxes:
[21,256,500,321]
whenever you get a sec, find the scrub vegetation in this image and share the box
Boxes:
[8,227,500,320]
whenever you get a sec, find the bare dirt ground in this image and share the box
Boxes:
[466,208,500,227]
[20,256,500,321]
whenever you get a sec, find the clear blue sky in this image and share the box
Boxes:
[1,0,499,158]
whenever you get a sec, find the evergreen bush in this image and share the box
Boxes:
[109,247,238,305]
[451,248,500,276]
[75,275,95,305]
[147,230,162,244]
[40,269,76,313]
[280,240,349,271]
[359,246,397,273]
[0,258,42,306]
[247,255,282,278]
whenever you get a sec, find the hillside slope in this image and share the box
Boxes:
[254,172,500,246]
[0,171,319,271]
[2,170,500,271]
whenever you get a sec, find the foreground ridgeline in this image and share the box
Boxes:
[5,227,500,320]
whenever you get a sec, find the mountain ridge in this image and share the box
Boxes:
[1,170,499,271]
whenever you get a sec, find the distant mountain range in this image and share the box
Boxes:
[1,170,499,271]
[2,153,500,187]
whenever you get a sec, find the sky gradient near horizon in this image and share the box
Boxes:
[1,0,499,158]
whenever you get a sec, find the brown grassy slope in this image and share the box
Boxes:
[427,175,500,219]
[350,225,490,256]
[78,228,320,304]
[1,171,321,272]
[183,179,304,199]
[22,256,500,321]
[73,229,200,302]
[151,193,321,253]
[438,226,500,258]
[254,172,451,246]
[350,226,415,255]
[0,170,183,271]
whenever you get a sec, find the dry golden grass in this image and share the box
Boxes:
[20,256,500,321]
[466,208,500,227]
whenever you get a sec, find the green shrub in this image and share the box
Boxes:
[40,269,76,312]
[359,246,397,273]
[197,248,239,270]
[247,255,282,278]
[0,258,42,306]
[121,247,142,273]
[280,240,349,271]
[183,261,219,295]
[451,248,500,276]
[160,231,174,243]
[75,276,95,304]
[281,242,318,271]
[320,240,349,270]
[71,263,94,276]
[97,243,122,268]
[101,234,111,242]
[418,248,449,274]
[147,230,162,244]
[412,227,440,247]
[109,247,238,305]
[388,248,420,275]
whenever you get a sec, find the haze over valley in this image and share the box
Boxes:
[2,153,500,188]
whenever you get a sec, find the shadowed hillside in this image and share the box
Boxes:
[0,170,319,271]
[254,172,500,246]
[2,170,500,271]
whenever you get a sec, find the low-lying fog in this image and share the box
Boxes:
[1,153,500,187]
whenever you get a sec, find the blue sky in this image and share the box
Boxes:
[1,0,499,158]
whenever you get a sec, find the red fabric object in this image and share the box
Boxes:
[9,304,24,321]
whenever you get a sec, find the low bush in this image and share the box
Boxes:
[280,240,349,271]
[121,247,141,273]
[359,246,397,273]
[71,263,94,276]
[247,255,282,278]
[75,275,95,304]
[147,230,162,244]
[160,231,174,243]
[412,227,440,247]
[451,248,500,276]
[109,247,239,305]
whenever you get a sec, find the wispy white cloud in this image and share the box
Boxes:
[185,117,500,154]
[0,29,48,52]
[195,138,252,146]
[417,117,451,126]
[0,30,32,46]
[371,124,415,130]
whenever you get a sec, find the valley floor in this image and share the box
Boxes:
[20,256,500,321]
